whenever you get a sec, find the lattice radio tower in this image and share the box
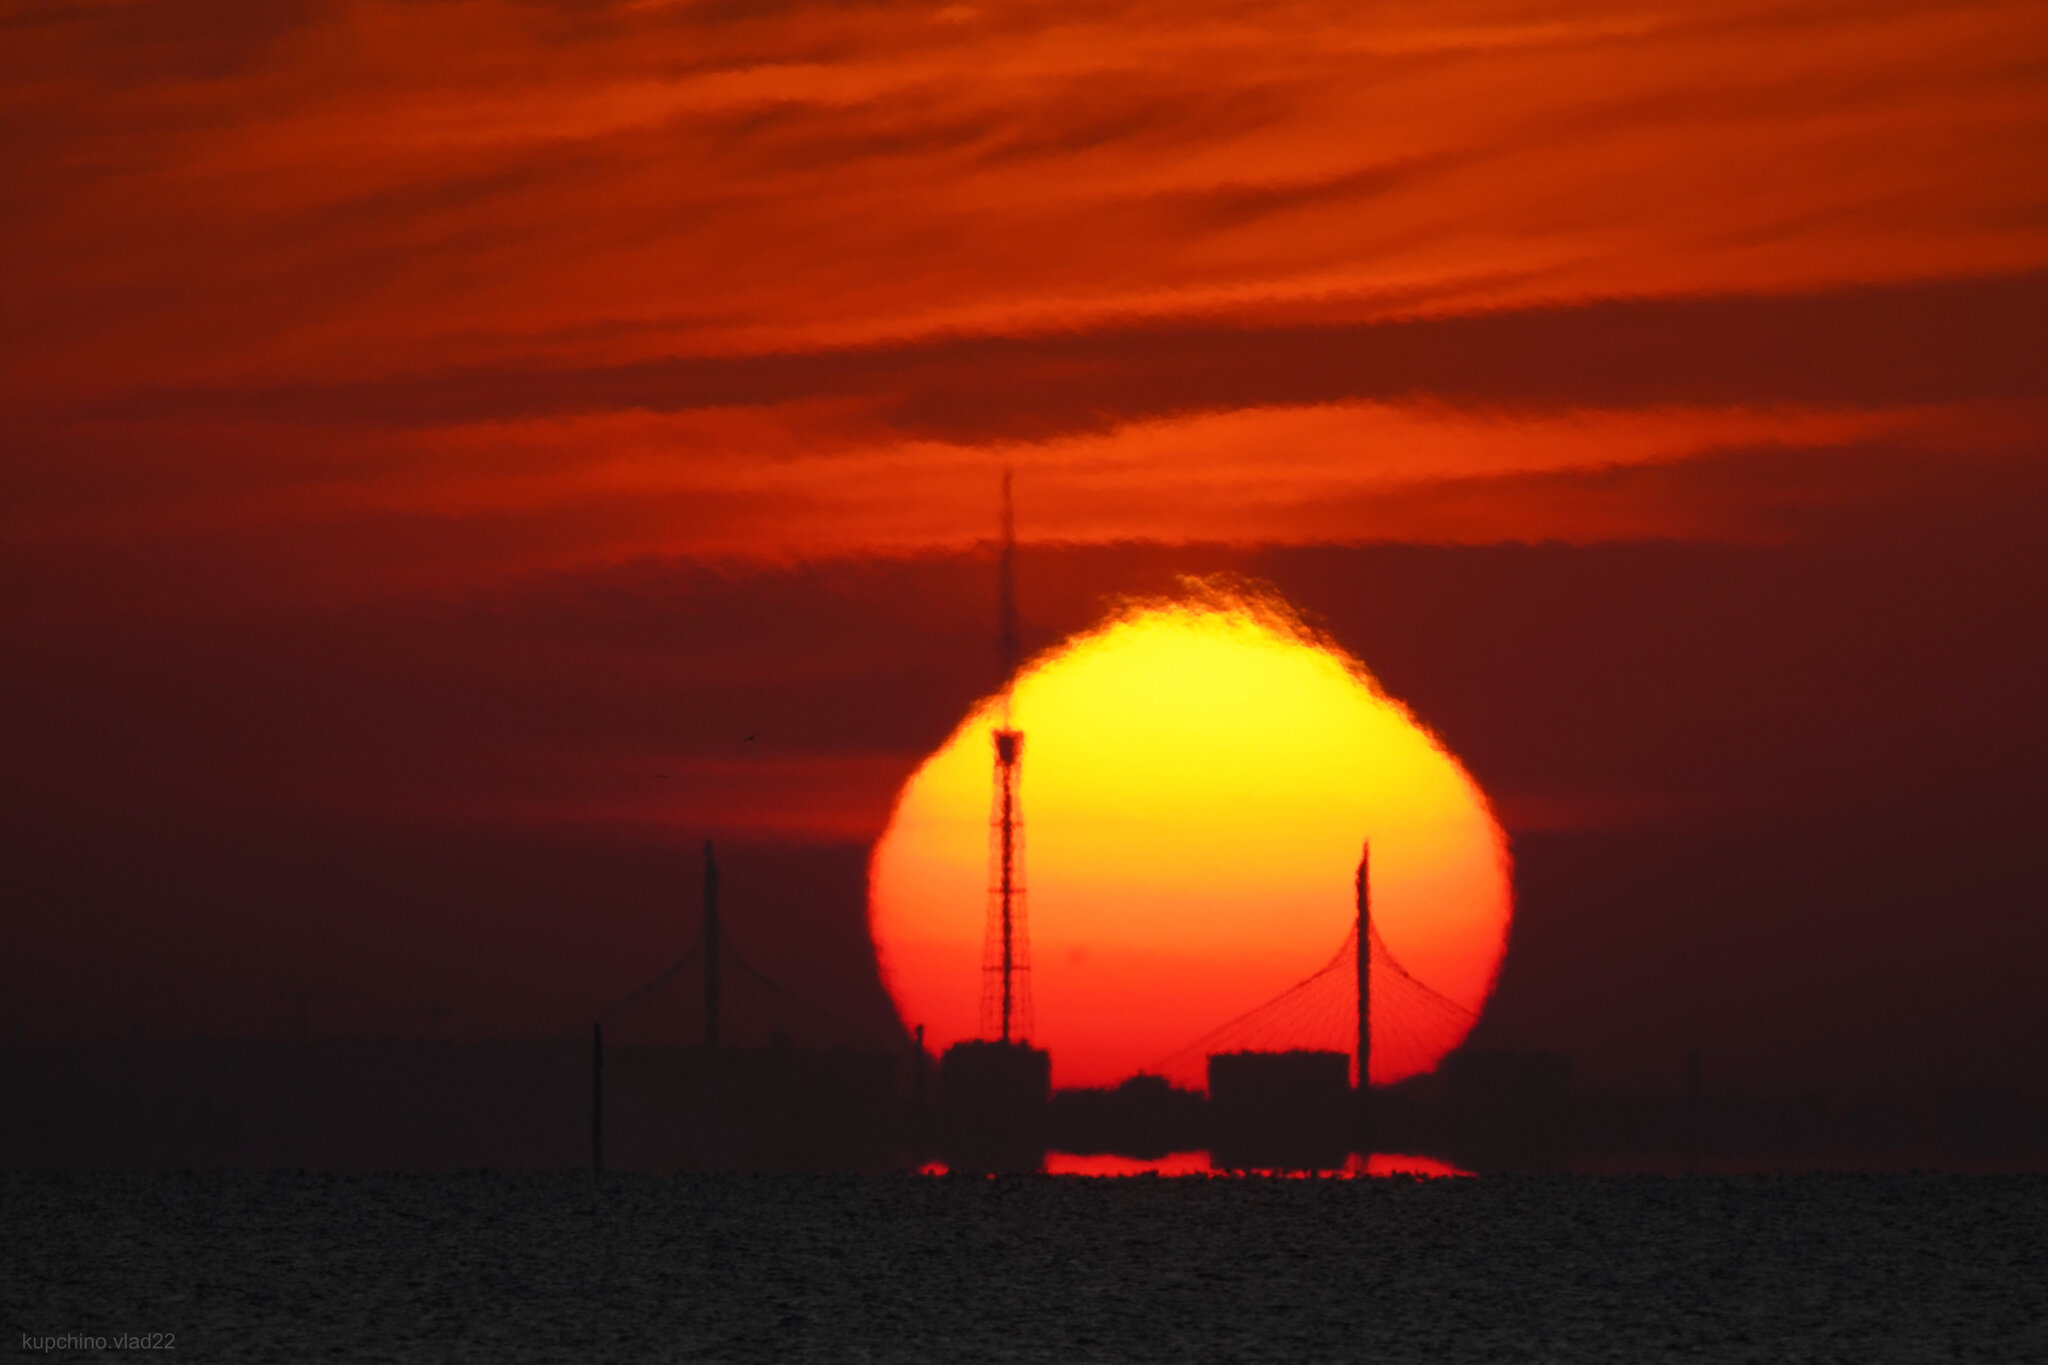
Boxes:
[981,470,1033,1042]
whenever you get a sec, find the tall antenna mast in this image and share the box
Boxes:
[982,469,1032,1042]
[1355,842,1371,1092]
[996,469,1020,718]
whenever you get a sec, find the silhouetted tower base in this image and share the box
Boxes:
[938,1038,1049,1173]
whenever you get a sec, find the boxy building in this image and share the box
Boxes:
[1206,1050,1352,1171]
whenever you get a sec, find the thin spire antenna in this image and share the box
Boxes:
[1355,841,1371,1092]
[982,467,1032,1041]
[996,467,1020,713]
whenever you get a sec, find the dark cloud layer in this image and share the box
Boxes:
[70,272,2048,439]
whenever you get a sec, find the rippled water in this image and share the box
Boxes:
[6,1173,2044,1362]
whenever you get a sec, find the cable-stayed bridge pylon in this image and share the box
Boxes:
[575,845,905,1055]
[1149,920,1479,1091]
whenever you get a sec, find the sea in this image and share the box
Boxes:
[6,1172,2044,1362]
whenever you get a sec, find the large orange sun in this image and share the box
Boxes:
[869,592,1510,1090]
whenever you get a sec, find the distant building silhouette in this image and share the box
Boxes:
[1206,1050,1351,1171]
[1052,1074,1205,1158]
[939,1039,1050,1172]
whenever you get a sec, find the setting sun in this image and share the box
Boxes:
[870,591,1512,1090]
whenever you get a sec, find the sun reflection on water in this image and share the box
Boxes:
[920,1151,1473,1178]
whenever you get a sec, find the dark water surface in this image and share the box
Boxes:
[6,1173,2044,1362]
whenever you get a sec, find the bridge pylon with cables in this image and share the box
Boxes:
[1148,840,1481,1166]
[580,843,912,1172]
[589,843,901,1054]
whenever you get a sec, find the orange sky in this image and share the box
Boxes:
[3,0,2045,1093]
[5,0,2045,591]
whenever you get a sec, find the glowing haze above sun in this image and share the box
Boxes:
[869,592,1511,1091]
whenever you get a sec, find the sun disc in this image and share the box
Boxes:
[869,593,1511,1090]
